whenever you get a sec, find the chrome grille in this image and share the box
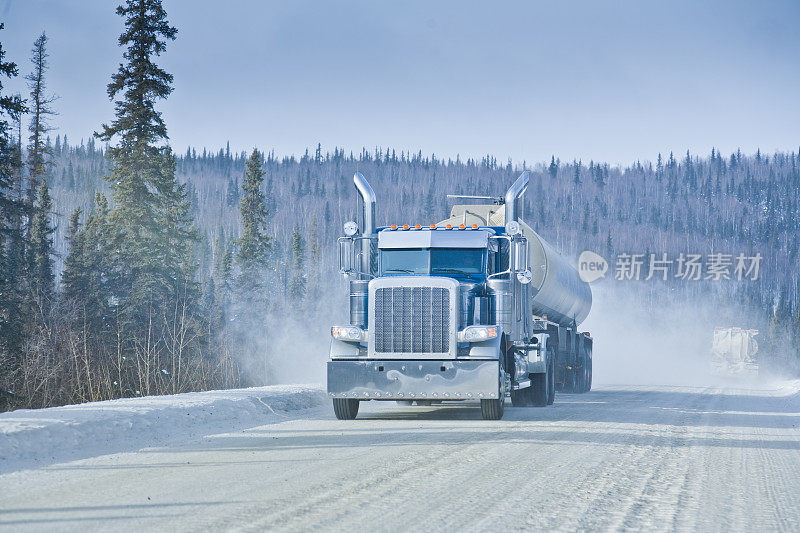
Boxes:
[374,287,450,353]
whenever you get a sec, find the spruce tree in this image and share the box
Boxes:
[95,0,196,335]
[60,208,83,302]
[235,148,271,300]
[289,226,306,300]
[25,32,57,315]
[548,156,557,179]
[29,179,55,311]
[0,24,28,370]
[25,32,56,202]
[61,195,112,337]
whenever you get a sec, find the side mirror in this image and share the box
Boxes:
[338,237,354,275]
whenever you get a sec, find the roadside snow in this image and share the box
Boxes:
[0,385,326,475]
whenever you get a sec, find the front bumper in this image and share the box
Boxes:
[327,359,501,400]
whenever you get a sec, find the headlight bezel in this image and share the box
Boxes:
[457,325,498,343]
[331,325,367,342]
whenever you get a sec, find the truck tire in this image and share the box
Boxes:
[547,354,556,405]
[577,346,592,393]
[333,398,359,420]
[481,398,504,420]
[564,367,577,393]
[585,357,592,392]
[532,346,554,406]
[530,372,548,406]
[481,358,506,420]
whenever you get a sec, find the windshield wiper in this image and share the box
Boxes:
[384,268,415,274]
[431,268,474,279]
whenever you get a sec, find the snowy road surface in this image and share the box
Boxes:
[2,383,800,531]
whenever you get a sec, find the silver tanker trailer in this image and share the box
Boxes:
[328,171,593,420]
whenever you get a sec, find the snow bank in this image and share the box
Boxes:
[0,385,326,475]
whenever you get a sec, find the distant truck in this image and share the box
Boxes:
[327,171,594,420]
[710,327,759,378]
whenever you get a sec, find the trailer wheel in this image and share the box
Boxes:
[578,344,592,393]
[333,398,360,420]
[585,357,592,392]
[547,353,556,405]
[564,367,577,393]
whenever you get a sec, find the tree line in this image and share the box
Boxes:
[0,1,287,410]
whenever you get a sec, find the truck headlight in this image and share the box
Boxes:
[457,326,498,343]
[331,325,367,342]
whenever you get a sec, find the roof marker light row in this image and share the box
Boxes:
[388,224,480,231]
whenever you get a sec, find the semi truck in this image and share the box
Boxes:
[327,171,593,420]
[710,327,759,378]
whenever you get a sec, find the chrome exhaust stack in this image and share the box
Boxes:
[350,172,376,327]
[353,172,376,279]
[504,171,529,225]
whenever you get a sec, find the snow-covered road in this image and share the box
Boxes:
[2,382,800,531]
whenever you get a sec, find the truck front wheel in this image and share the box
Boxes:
[333,398,360,420]
[481,360,506,420]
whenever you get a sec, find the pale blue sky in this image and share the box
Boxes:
[2,0,798,164]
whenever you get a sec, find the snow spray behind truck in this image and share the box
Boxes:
[327,172,593,420]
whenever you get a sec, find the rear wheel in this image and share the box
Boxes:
[546,353,556,405]
[333,398,359,420]
[585,356,593,392]
[565,366,578,393]
[575,367,585,393]
[530,372,547,406]
[577,343,592,393]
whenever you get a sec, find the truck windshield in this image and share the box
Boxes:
[380,248,485,280]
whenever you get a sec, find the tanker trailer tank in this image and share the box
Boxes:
[521,224,592,327]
